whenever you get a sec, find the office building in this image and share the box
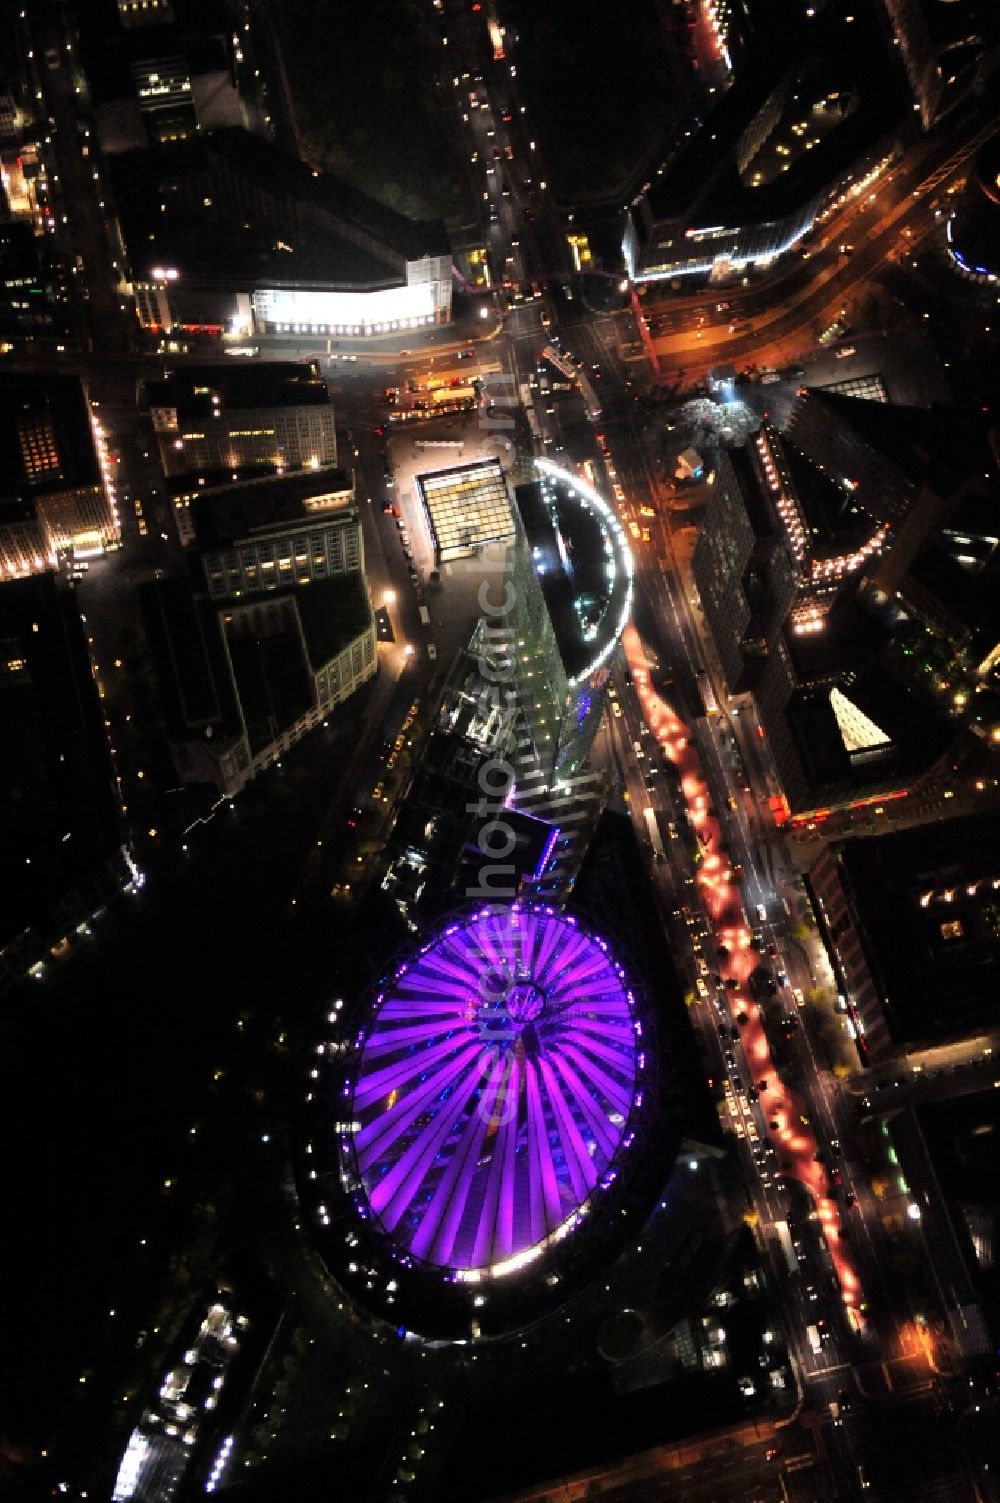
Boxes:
[141,566,376,795]
[0,222,68,338]
[787,388,1000,599]
[145,361,336,481]
[508,460,634,783]
[752,423,893,634]
[141,454,375,793]
[624,3,902,283]
[81,0,251,152]
[112,127,453,340]
[0,374,119,577]
[887,1092,999,1354]
[692,438,956,824]
[809,812,1000,1060]
[168,466,359,596]
[692,445,798,693]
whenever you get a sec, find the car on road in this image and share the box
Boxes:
[427,644,437,661]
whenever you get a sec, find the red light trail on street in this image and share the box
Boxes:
[623,623,864,1320]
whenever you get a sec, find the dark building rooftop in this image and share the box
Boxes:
[144,360,332,418]
[780,435,876,557]
[785,652,951,799]
[138,575,238,739]
[139,570,371,759]
[184,468,355,550]
[786,585,891,682]
[787,391,1000,514]
[907,1089,1000,1331]
[294,570,371,668]
[949,131,1000,278]
[78,3,234,107]
[0,574,122,949]
[829,812,1000,1045]
[640,3,901,232]
[110,126,449,289]
[226,624,312,757]
[203,126,450,262]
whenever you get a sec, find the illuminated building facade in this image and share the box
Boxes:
[184,469,362,600]
[146,361,337,480]
[509,460,634,783]
[251,256,452,337]
[0,374,119,577]
[692,440,955,824]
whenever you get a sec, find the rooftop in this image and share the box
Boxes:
[417,459,514,561]
[225,621,312,756]
[145,361,332,418]
[185,468,355,549]
[138,575,239,740]
[779,433,877,557]
[787,391,1000,509]
[640,4,901,233]
[832,813,1000,1045]
[110,126,449,288]
[294,570,372,668]
[0,575,122,946]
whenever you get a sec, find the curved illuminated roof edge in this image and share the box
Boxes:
[341,902,649,1285]
[534,457,635,687]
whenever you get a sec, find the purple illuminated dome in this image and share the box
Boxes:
[345,905,644,1278]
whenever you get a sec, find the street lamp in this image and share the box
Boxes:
[383,590,396,605]
[907,1202,921,1221]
